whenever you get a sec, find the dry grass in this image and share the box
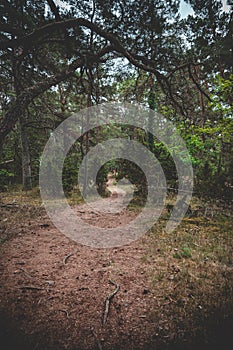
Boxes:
[139,196,233,346]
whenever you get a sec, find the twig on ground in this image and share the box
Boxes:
[19,267,33,279]
[90,326,103,350]
[58,309,69,318]
[48,295,59,300]
[0,202,19,208]
[63,252,75,264]
[103,279,119,325]
[39,223,50,228]
[19,285,42,291]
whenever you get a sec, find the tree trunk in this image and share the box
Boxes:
[147,75,157,153]
[19,116,32,190]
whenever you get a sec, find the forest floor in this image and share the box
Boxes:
[0,181,233,350]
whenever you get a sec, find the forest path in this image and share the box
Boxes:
[0,195,157,350]
[0,189,232,350]
[106,173,127,197]
[75,173,135,222]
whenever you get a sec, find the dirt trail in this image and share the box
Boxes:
[79,174,131,218]
[0,189,232,350]
[0,185,156,350]
[106,174,127,197]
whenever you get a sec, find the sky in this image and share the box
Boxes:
[179,0,231,18]
[179,0,195,18]
[50,0,231,19]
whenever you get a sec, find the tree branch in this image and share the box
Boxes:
[46,0,61,21]
[188,64,211,102]
[0,45,114,151]
[0,18,124,50]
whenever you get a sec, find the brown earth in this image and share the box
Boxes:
[0,187,232,350]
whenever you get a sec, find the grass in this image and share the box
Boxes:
[0,184,84,207]
[0,185,42,206]
[147,244,232,345]
[137,195,232,330]
[173,246,192,259]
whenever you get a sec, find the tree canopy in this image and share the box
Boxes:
[0,0,232,197]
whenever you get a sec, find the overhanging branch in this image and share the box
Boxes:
[0,44,114,150]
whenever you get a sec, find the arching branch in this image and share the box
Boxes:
[0,45,113,151]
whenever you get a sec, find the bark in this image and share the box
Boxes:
[19,116,32,191]
[83,68,92,198]
[46,0,61,21]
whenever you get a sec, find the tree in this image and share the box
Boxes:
[1,0,217,150]
[0,0,232,198]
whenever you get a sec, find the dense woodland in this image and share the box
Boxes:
[0,2,233,350]
[0,0,232,200]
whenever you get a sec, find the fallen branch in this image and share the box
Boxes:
[19,285,42,291]
[0,202,19,208]
[103,279,119,325]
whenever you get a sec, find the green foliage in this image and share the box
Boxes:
[173,246,192,259]
[0,169,14,191]
[209,74,233,115]
[62,151,80,194]
[0,0,232,203]
[147,91,158,111]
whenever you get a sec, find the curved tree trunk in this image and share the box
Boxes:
[19,116,32,191]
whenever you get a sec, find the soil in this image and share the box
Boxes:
[0,182,232,350]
